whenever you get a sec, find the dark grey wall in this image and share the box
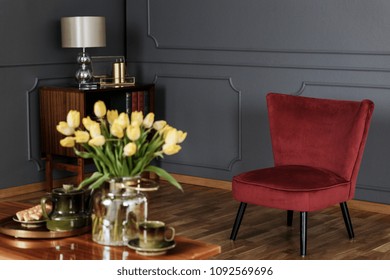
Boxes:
[0,0,126,189]
[126,0,390,204]
[2,0,389,205]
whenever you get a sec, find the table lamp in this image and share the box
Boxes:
[61,16,106,89]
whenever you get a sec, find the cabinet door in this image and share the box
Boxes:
[39,87,85,157]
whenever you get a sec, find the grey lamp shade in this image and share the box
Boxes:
[61,16,106,48]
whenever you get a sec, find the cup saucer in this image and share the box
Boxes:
[127,239,176,256]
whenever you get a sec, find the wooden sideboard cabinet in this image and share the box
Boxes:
[39,84,155,190]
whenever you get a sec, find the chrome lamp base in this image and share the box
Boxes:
[75,49,96,89]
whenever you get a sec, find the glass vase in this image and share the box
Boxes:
[91,177,148,246]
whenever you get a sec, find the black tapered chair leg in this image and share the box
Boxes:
[287,210,293,226]
[300,212,308,257]
[230,202,247,240]
[340,202,355,239]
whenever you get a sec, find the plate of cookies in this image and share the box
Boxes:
[12,204,51,228]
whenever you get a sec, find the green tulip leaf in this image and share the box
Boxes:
[77,172,103,190]
[145,165,183,192]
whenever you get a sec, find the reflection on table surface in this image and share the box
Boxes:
[0,201,221,260]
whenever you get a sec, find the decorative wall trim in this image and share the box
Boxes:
[146,0,159,48]
[153,74,242,170]
[356,184,390,204]
[357,184,390,193]
[146,0,390,56]
[26,78,42,171]
[295,81,390,96]
[129,59,390,74]
[26,76,72,171]
[0,61,73,69]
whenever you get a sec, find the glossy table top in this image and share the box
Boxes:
[0,201,221,260]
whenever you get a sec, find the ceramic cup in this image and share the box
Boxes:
[138,220,175,249]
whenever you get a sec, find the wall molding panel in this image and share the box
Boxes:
[153,74,242,171]
[26,76,73,171]
[147,0,390,56]
[134,59,390,74]
[295,81,390,96]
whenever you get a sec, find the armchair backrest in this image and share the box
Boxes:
[267,93,374,190]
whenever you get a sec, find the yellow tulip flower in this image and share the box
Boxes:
[67,110,80,128]
[131,111,144,127]
[82,116,95,131]
[143,112,155,128]
[161,125,173,137]
[111,121,124,138]
[107,109,119,125]
[126,125,141,141]
[164,128,178,145]
[162,144,181,155]
[89,122,101,138]
[177,130,187,144]
[153,120,167,132]
[88,135,106,147]
[94,101,107,118]
[74,130,90,143]
[56,121,75,136]
[117,112,130,129]
[123,142,137,157]
[60,137,75,148]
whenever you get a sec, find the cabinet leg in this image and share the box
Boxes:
[45,154,53,191]
[77,158,85,187]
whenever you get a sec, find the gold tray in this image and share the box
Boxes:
[98,76,135,88]
[0,216,90,239]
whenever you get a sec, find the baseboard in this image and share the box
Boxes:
[171,173,232,190]
[0,182,45,199]
[348,199,390,215]
[0,177,76,199]
[0,173,231,199]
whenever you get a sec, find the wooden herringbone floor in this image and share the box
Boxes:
[2,182,390,260]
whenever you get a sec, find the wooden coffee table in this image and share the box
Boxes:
[0,201,221,260]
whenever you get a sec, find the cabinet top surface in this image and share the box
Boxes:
[40,84,154,93]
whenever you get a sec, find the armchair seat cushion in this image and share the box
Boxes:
[232,165,350,212]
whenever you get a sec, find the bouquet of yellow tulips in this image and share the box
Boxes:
[56,100,187,191]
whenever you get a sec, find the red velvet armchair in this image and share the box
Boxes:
[230,92,374,256]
